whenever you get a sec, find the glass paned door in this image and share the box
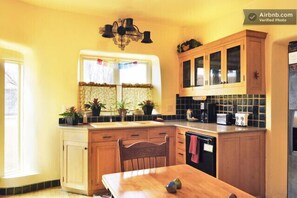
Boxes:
[194,56,204,87]
[209,51,221,85]
[227,45,241,83]
[183,60,191,88]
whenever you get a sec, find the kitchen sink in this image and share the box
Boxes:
[90,121,164,128]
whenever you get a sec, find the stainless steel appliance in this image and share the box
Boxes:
[217,113,233,125]
[185,132,216,177]
[288,41,297,197]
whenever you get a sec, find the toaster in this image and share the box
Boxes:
[235,113,249,126]
[216,113,233,125]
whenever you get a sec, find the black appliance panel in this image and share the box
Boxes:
[185,132,216,177]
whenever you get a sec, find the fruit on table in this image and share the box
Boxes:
[165,181,177,193]
[174,178,182,189]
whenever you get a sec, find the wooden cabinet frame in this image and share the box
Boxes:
[178,30,267,96]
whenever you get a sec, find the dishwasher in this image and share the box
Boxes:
[185,132,216,177]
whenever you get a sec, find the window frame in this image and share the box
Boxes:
[3,60,23,176]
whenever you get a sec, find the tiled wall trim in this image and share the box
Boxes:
[0,180,60,195]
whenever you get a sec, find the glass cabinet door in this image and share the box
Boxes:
[209,51,221,85]
[194,56,204,87]
[182,60,191,88]
[226,45,241,84]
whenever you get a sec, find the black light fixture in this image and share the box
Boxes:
[99,18,153,50]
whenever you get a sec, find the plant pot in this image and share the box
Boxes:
[65,117,79,125]
[142,106,153,115]
[92,107,101,116]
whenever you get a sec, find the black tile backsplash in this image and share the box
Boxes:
[175,94,266,128]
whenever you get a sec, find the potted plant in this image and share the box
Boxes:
[138,100,155,115]
[117,100,129,117]
[84,98,106,116]
[59,106,82,125]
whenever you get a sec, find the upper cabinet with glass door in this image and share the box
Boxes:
[179,50,207,96]
[178,30,267,96]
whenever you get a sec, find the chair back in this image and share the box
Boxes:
[118,135,169,172]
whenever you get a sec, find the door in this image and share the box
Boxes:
[209,48,223,87]
[90,141,119,191]
[62,141,88,191]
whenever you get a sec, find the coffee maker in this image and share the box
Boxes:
[200,103,216,123]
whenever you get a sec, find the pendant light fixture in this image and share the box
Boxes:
[99,18,153,50]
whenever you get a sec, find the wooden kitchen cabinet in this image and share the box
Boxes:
[60,128,89,195]
[175,127,187,164]
[217,131,265,198]
[178,29,267,96]
[88,126,176,195]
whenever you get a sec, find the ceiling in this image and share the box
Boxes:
[19,0,253,27]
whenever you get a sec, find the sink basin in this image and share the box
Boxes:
[90,121,164,128]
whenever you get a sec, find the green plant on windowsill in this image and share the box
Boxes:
[59,106,82,125]
[116,100,130,116]
[84,98,106,116]
[138,100,155,115]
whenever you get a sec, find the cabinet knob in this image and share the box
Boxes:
[254,71,260,79]
[84,147,88,150]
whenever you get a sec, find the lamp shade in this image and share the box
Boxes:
[141,31,153,43]
[102,24,115,38]
[125,18,136,32]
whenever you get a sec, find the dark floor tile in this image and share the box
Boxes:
[15,187,22,194]
[22,185,31,193]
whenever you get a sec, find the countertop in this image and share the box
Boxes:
[59,120,266,134]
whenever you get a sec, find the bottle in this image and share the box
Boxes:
[83,112,88,124]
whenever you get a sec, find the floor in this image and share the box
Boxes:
[2,187,91,197]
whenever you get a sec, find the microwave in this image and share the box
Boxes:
[216,113,233,125]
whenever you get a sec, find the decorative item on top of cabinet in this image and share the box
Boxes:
[178,29,267,96]
[177,39,202,53]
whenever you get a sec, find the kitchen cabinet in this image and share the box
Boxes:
[175,126,265,198]
[179,52,207,96]
[88,126,175,195]
[60,128,89,195]
[178,29,267,96]
[217,132,265,198]
[175,127,187,164]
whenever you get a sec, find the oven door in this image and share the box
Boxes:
[185,132,216,177]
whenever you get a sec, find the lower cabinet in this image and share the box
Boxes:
[90,141,120,191]
[217,132,265,198]
[60,128,89,195]
[88,126,175,195]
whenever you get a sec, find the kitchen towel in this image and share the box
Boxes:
[189,135,200,163]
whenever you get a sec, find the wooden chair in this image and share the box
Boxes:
[118,136,169,172]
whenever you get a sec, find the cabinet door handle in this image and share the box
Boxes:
[159,132,167,135]
[131,134,140,137]
[103,136,112,139]
[178,132,183,135]
[178,141,184,144]
[178,153,184,156]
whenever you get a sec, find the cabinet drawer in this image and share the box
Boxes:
[176,138,185,151]
[176,127,187,139]
[125,130,148,140]
[90,131,123,142]
[176,148,185,164]
[149,127,174,138]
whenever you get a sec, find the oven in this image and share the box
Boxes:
[185,132,216,177]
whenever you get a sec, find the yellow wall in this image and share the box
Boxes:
[182,1,297,197]
[0,0,181,187]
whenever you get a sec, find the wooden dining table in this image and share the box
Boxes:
[102,164,256,198]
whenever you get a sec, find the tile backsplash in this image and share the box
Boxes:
[176,94,266,128]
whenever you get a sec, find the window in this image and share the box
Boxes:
[79,55,154,113]
[4,61,22,175]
